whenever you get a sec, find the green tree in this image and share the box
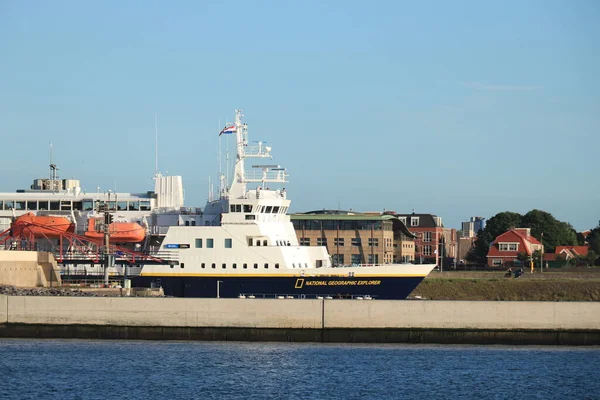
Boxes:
[516,252,530,266]
[587,221,600,255]
[521,209,577,252]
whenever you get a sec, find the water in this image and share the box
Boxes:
[0,339,598,400]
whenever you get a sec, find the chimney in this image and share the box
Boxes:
[514,228,531,238]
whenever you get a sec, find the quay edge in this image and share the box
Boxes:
[1,295,599,345]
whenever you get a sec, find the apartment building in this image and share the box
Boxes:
[290,210,415,265]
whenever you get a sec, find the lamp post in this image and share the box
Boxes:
[540,232,544,274]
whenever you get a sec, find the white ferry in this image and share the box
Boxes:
[133,110,435,299]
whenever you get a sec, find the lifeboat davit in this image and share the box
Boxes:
[12,213,75,238]
[84,218,146,243]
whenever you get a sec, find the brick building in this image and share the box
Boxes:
[290,210,415,265]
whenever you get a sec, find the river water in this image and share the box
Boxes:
[0,339,598,399]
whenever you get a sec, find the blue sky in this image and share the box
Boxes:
[1,0,598,231]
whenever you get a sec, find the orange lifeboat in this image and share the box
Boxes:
[84,218,146,243]
[12,212,75,238]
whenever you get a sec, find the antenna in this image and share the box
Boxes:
[154,113,159,176]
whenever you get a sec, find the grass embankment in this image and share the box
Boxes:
[412,278,600,301]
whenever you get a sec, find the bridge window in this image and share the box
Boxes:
[245,215,256,220]
[49,201,59,211]
[230,204,235,212]
[207,238,214,248]
[195,239,202,248]
[15,201,25,210]
[263,240,267,246]
[272,206,279,213]
[26,201,38,211]
[128,201,139,211]
[140,200,151,211]
[4,201,13,210]
[117,201,127,211]
[224,238,232,248]
[243,204,252,212]
[265,206,272,213]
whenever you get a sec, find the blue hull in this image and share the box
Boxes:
[132,275,426,300]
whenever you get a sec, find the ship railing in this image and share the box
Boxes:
[241,144,271,158]
[237,293,376,300]
[243,170,288,182]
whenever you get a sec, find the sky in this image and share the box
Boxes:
[0,0,598,231]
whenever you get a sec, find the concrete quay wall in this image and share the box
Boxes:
[0,251,61,287]
[1,295,598,345]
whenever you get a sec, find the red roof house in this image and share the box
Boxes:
[486,228,543,267]
[554,246,589,259]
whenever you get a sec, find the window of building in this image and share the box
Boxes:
[493,259,502,266]
[317,238,327,246]
[300,238,310,246]
[411,217,419,227]
[332,254,344,265]
[509,244,518,251]
[424,232,432,242]
[423,245,432,256]
[140,200,151,211]
[368,238,379,247]
[351,238,361,246]
[207,238,214,248]
[263,240,268,246]
[185,221,190,226]
[499,243,513,251]
[368,254,379,264]
[334,238,344,246]
[351,254,361,264]
[195,239,203,248]
[398,217,407,225]
[224,238,232,248]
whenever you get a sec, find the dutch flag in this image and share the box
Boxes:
[219,125,236,136]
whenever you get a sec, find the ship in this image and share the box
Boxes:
[132,109,435,299]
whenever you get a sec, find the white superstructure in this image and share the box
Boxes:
[139,110,434,280]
